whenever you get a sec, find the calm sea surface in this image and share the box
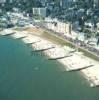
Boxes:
[0,35,99,100]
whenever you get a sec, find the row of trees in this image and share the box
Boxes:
[75,0,98,31]
[0,0,41,13]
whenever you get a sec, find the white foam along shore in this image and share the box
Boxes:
[0,29,99,87]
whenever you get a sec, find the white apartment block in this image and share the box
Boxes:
[33,7,47,18]
[46,20,70,34]
[46,18,78,38]
[0,0,6,3]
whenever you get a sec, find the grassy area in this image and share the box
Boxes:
[78,48,99,61]
[14,27,29,31]
[42,31,75,48]
[24,26,99,61]
[42,31,99,61]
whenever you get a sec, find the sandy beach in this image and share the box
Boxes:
[1,28,99,87]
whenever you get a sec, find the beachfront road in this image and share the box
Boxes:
[35,22,99,60]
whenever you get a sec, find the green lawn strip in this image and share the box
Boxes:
[42,31,99,61]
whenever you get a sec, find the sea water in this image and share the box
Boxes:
[0,36,99,100]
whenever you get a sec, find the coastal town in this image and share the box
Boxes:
[0,0,99,89]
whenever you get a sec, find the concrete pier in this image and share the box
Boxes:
[67,64,94,72]
[16,36,27,40]
[26,40,41,45]
[22,35,41,44]
[11,32,27,39]
[32,46,55,52]
[0,29,15,36]
[48,54,72,60]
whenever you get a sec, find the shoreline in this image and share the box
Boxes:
[0,29,99,87]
